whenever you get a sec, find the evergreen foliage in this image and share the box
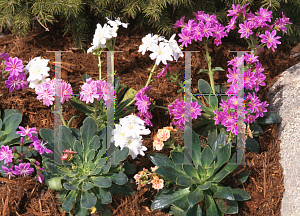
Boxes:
[0,0,299,48]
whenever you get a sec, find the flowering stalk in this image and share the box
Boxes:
[204,41,216,95]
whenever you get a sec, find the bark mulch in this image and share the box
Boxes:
[0,23,299,215]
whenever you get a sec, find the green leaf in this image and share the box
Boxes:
[93,187,112,204]
[74,140,83,158]
[2,109,21,123]
[122,161,136,175]
[170,151,190,169]
[155,166,187,182]
[46,177,63,191]
[205,193,222,216]
[114,77,121,94]
[170,205,187,216]
[232,188,251,201]
[115,99,131,115]
[176,176,197,186]
[198,181,211,190]
[63,180,80,190]
[86,149,95,164]
[191,129,202,166]
[80,117,98,159]
[186,204,202,216]
[111,147,129,164]
[148,153,178,168]
[107,183,134,196]
[56,189,68,202]
[236,170,251,186]
[207,129,218,151]
[171,195,191,212]
[198,79,212,103]
[212,132,227,156]
[151,187,190,210]
[212,67,225,72]
[59,126,76,150]
[70,127,81,141]
[256,112,281,125]
[208,95,218,109]
[82,74,90,82]
[82,181,94,191]
[0,119,2,130]
[249,124,263,136]
[197,69,209,74]
[188,187,204,207]
[101,162,111,174]
[62,190,77,212]
[110,171,128,185]
[245,137,260,153]
[183,164,200,180]
[92,176,112,188]
[89,135,100,152]
[67,116,79,129]
[0,131,20,144]
[40,128,55,144]
[120,88,137,104]
[200,146,213,168]
[215,143,231,172]
[197,165,206,179]
[70,101,93,114]
[1,113,22,133]
[215,199,238,214]
[209,185,235,200]
[81,190,97,209]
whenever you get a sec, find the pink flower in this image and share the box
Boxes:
[256,101,268,118]
[35,82,55,106]
[190,101,202,119]
[1,166,15,179]
[0,52,10,62]
[244,69,256,90]
[17,125,38,138]
[254,72,266,92]
[256,7,272,23]
[80,78,99,103]
[135,92,151,114]
[61,81,73,104]
[37,173,44,183]
[178,28,193,48]
[198,22,214,39]
[193,11,205,21]
[259,30,281,50]
[0,146,13,164]
[228,95,244,110]
[212,24,227,46]
[238,20,253,39]
[13,163,34,176]
[4,74,22,92]
[226,67,242,84]
[4,57,24,76]
[33,139,53,155]
[225,16,237,33]
[227,56,244,68]
[174,16,185,28]
[227,4,240,17]
[244,53,259,64]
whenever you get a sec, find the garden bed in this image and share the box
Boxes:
[0,22,299,215]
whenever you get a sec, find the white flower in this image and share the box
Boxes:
[112,124,129,149]
[106,17,129,29]
[25,57,50,81]
[168,34,183,61]
[121,137,147,159]
[138,34,161,55]
[149,42,173,65]
[93,23,112,47]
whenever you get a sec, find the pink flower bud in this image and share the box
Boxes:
[35,161,40,166]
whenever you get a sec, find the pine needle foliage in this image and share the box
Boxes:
[0,0,299,48]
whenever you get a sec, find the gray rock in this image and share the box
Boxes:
[267,63,300,216]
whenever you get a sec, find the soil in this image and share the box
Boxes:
[0,22,299,216]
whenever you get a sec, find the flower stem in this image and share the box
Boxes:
[204,42,216,95]
[154,105,168,110]
[94,99,98,123]
[98,55,102,81]
[126,63,157,108]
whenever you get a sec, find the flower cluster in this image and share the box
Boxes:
[153,126,176,151]
[1,125,52,183]
[87,17,129,53]
[61,149,78,161]
[135,86,153,127]
[168,99,202,130]
[176,11,228,47]
[138,33,183,65]
[112,114,150,159]
[35,78,73,107]
[133,166,164,191]
[2,55,28,92]
[25,57,51,89]
[80,77,115,109]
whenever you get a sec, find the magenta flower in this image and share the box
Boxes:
[33,139,53,155]
[35,82,55,106]
[256,101,268,118]
[193,11,205,21]
[246,92,261,113]
[259,30,281,50]
[1,166,15,179]
[0,52,10,62]
[80,78,99,103]
[244,53,259,64]
[178,28,193,48]
[212,24,227,43]
[17,125,38,138]
[244,69,256,90]
[225,16,237,33]
[226,83,243,96]
[245,114,256,124]
[0,146,13,164]
[135,92,151,114]
[227,56,244,68]
[184,19,196,32]
[141,85,152,94]
[214,108,224,125]
[254,62,264,74]
[227,4,240,17]
[235,106,248,119]
[190,101,202,119]
[228,95,244,110]
[226,67,242,84]
[256,7,272,23]
[157,64,169,78]
[96,80,115,109]
[13,163,34,176]
[198,22,214,39]
[4,57,24,76]
[254,72,266,92]
[174,16,185,28]
[193,24,204,42]
[4,74,22,92]
[61,81,73,104]
[202,13,218,24]
[37,173,44,183]
[17,73,28,92]
[238,20,253,39]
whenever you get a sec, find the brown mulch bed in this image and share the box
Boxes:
[0,22,299,215]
